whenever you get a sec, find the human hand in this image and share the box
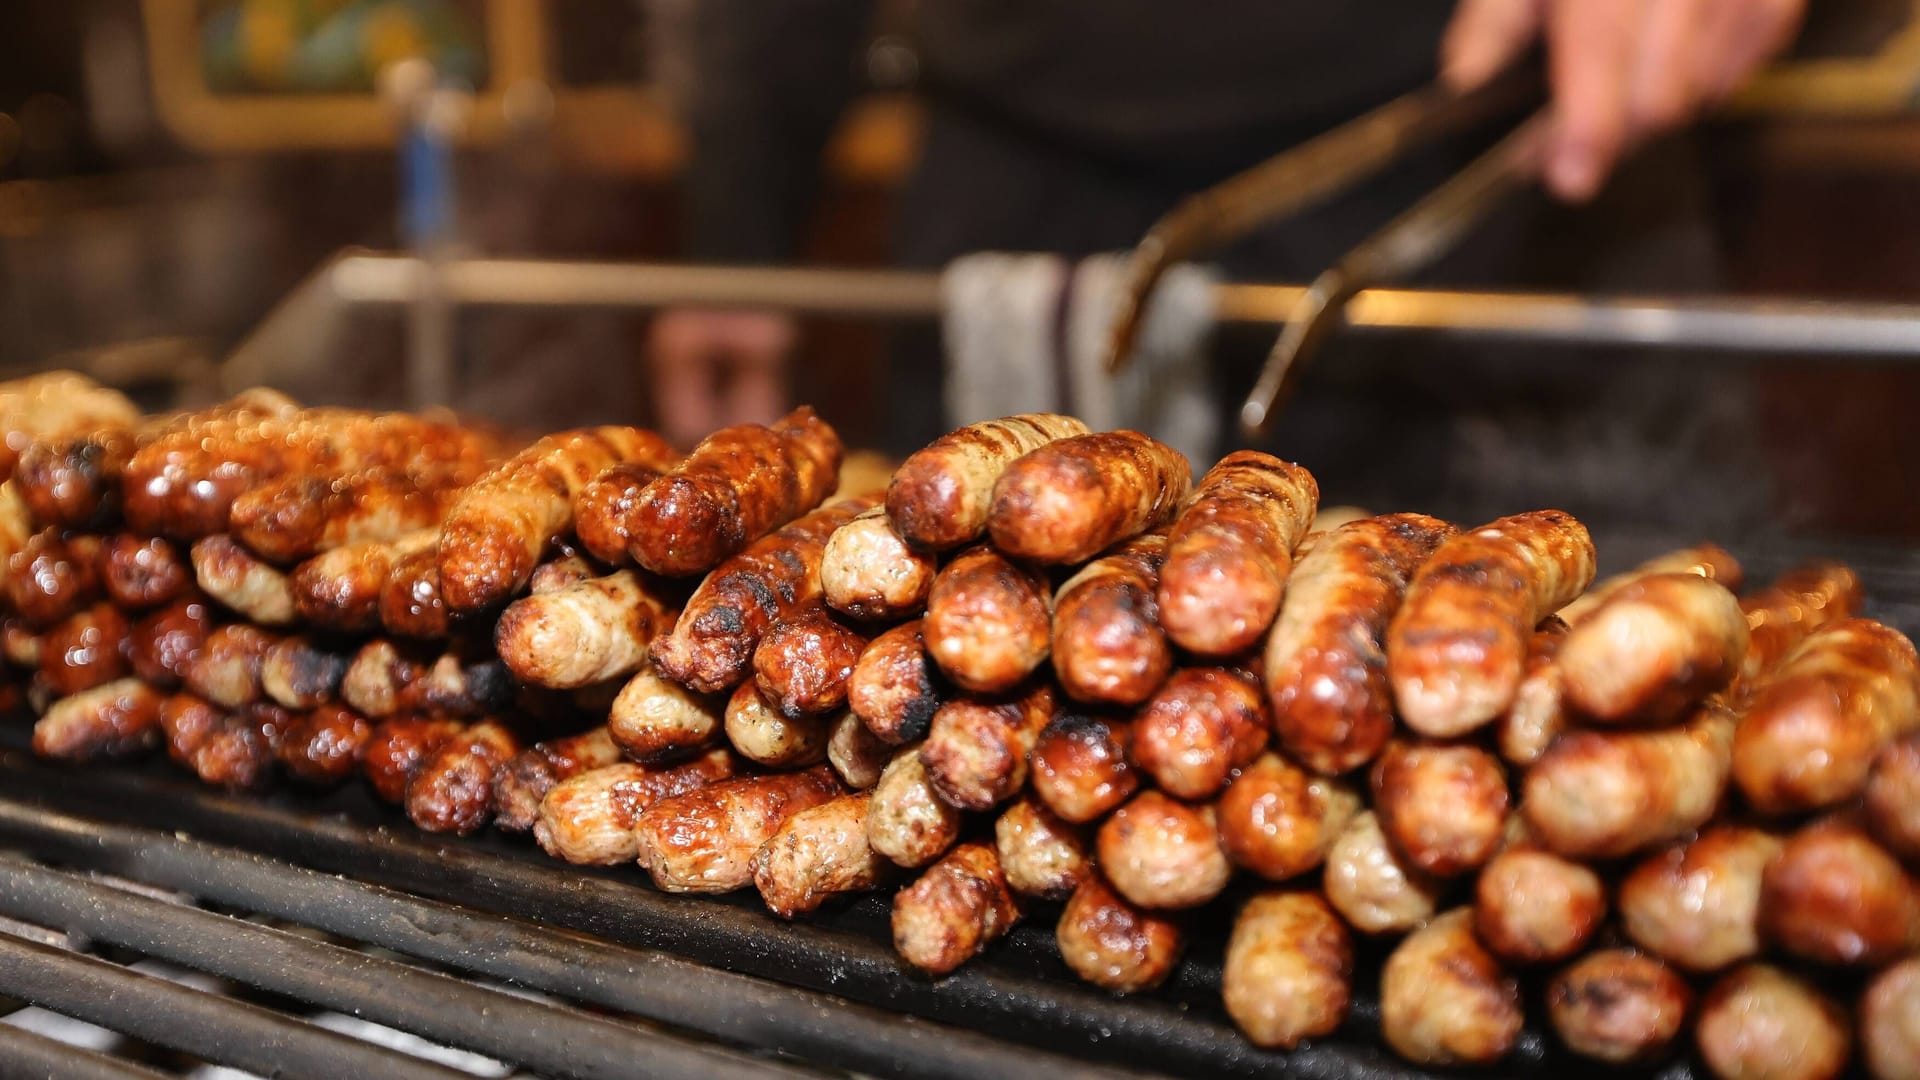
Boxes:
[647,308,795,447]
[1442,0,1805,200]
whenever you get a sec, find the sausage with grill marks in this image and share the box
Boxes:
[1493,617,1570,767]
[724,680,830,768]
[1029,711,1137,824]
[1866,733,1920,860]
[495,570,677,689]
[920,681,1055,811]
[752,791,890,918]
[994,795,1090,900]
[1266,514,1458,776]
[380,545,450,639]
[363,716,467,803]
[573,461,670,566]
[1131,666,1267,800]
[1223,892,1352,1050]
[847,620,941,745]
[1560,573,1749,724]
[192,702,292,791]
[865,745,962,868]
[101,534,190,611]
[1695,965,1850,1080]
[1380,908,1523,1067]
[1759,818,1920,968]
[39,601,130,698]
[921,545,1051,695]
[986,430,1191,565]
[1863,956,1920,1080]
[1557,541,1743,625]
[275,702,373,786]
[159,692,223,768]
[1217,752,1362,881]
[1523,700,1735,859]
[820,506,937,621]
[405,719,521,835]
[1157,452,1317,657]
[1388,510,1597,737]
[491,726,623,832]
[752,607,866,718]
[633,766,843,893]
[229,460,484,565]
[5,530,101,627]
[191,534,295,625]
[892,842,1021,976]
[1098,790,1231,910]
[261,635,350,710]
[1474,843,1606,965]
[1739,560,1863,684]
[1055,872,1183,993]
[290,529,435,634]
[827,709,889,790]
[33,678,162,761]
[182,624,277,709]
[885,413,1090,551]
[607,666,725,762]
[1050,535,1172,707]
[1619,825,1782,973]
[1371,740,1510,877]
[1323,810,1442,935]
[127,595,213,690]
[531,750,737,864]
[1546,950,1692,1065]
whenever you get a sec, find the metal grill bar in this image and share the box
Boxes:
[0,854,803,1080]
[0,1024,170,1080]
[0,933,472,1080]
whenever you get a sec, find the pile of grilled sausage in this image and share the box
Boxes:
[2,370,1915,1079]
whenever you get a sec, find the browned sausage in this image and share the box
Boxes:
[626,409,841,577]
[572,461,670,566]
[159,691,223,768]
[191,534,295,625]
[986,431,1191,565]
[362,716,466,803]
[182,623,277,709]
[1157,452,1318,657]
[1862,956,1920,1080]
[1222,891,1352,1050]
[526,550,600,596]
[191,702,291,790]
[1560,573,1749,724]
[920,681,1055,811]
[1131,667,1268,800]
[1371,741,1509,877]
[1546,950,1692,1065]
[126,595,213,690]
[1557,541,1743,625]
[751,791,889,917]
[820,506,938,621]
[531,750,737,864]
[1029,711,1137,824]
[993,795,1089,900]
[274,702,373,786]
[1266,513,1458,776]
[892,842,1021,976]
[379,545,449,639]
[885,414,1091,551]
[827,709,890,790]
[101,534,190,611]
[405,719,520,835]
[290,529,436,633]
[1734,618,1920,815]
[847,620,941,745]
[1097,790,1231,910]
[1619,825,1782,973]
[260,635,350,710]
[1474,844,1605,965]
[633,766,842,893]
[1696,965,1851,1080]
[1217,752,1362,881]
[1493,617,1570,767]
[1388,510,1597,737]
[1380,908,1523,1067]
[0,371,139,477]
[402,648,513,718]
[1739,560,1864,684]
[649,496,875,694]
[1523,700,1735,859]
[724,679,831,768]
[607,666,724,762]
[339,639,426,718]
[752,607,866,717]
[33,678,162,761]
[1760,818,1920,968]
[1050,535,1172,707]
[1323,810,1442,935]
[495,570,677,689]
[1055,872,1183,993]
[1866,734,1920,860]
[0,618,39,669]
[39,602,130,698]
[921,545,1051,695]
[5,530,101,627]
[491,726,623,832]
[865,745,962,868]
[229,461,483,565]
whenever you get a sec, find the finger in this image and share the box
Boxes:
[1544,0,1644,201]
[1699,0,1805,102]
[1441,0,1546,90]
[1630,0,1711,134]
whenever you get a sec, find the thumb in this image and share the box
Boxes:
[1442,0,1546,90]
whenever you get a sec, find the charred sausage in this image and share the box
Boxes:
[986,430,1192,565]
[1156,452,1318,656]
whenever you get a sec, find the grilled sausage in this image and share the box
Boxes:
[5,530,101,627]
[1028,711,1137,824]
[1866,734,1920,860]
[751,791,889,917]
[847,620,941,745]
[1222,892,1352,1050]
[229,462,481,565]
[1324,810,1443,935]
[1759,818,1920,967]
[921,545,1051,695]
[379,545,449,639]
[159,692,223,768]
[0,371,139,475]
[495,570,676,689]
[339,639,426,718]
[1098,790,1231,910]
[1266,513,1458,776]
[752,607,866,717]
[1739,560,1864,684]
[191,702,291,790]
[1546,950,1691,1065]
[1696,965,1850,1080]
[892,842,1021,975]
[1157,452,1318,656]
[1862,956,1920,1080]
[526,551,599,596]
[1557,541,1743,625]
[0,618,39,670]
[826,709,889,790]
[182,623,277,709]
[491,726,623,832]
[1372,741,1509,877]
[260,635,350,710]
[1047,534,1171,707]
[724,680,830,768]
[191,534,295,625]
[1217,752,1362,881]
[274,702,373,786]
[993,795,1090,900]
[626,409,841,577]
[649,496,874,694]
[290,529,436,634]
[531,750,737,864]
[127,595,213,689]
[1380,908,1523,1067]
[572,461,669,566]
[1560,573,1749,724]
[362,716,466,803]
[1493,617,1570,767]
[986,430,1191,564]
[101,534,190,611]
[1474,844,1605,965]
[633,766,842,893]
[1620,825,1782,973]
[1388,510,1597,737]
[405,719,520,835]
[865,745,962,868]
[438,426,678,611]
[1734,618,1920,815]
[820,506,938,621]
[39,602,130,697]
[607,666,725,762]
[1523,700,1735,859]
[1131,666,1268,800]
[885,413,1091,551]
[33,678,162,761]
[920,682,1056,810]
[403,648,513,718]
[1055,872,1183,993]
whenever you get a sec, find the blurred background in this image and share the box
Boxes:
[3,0,1920,537]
